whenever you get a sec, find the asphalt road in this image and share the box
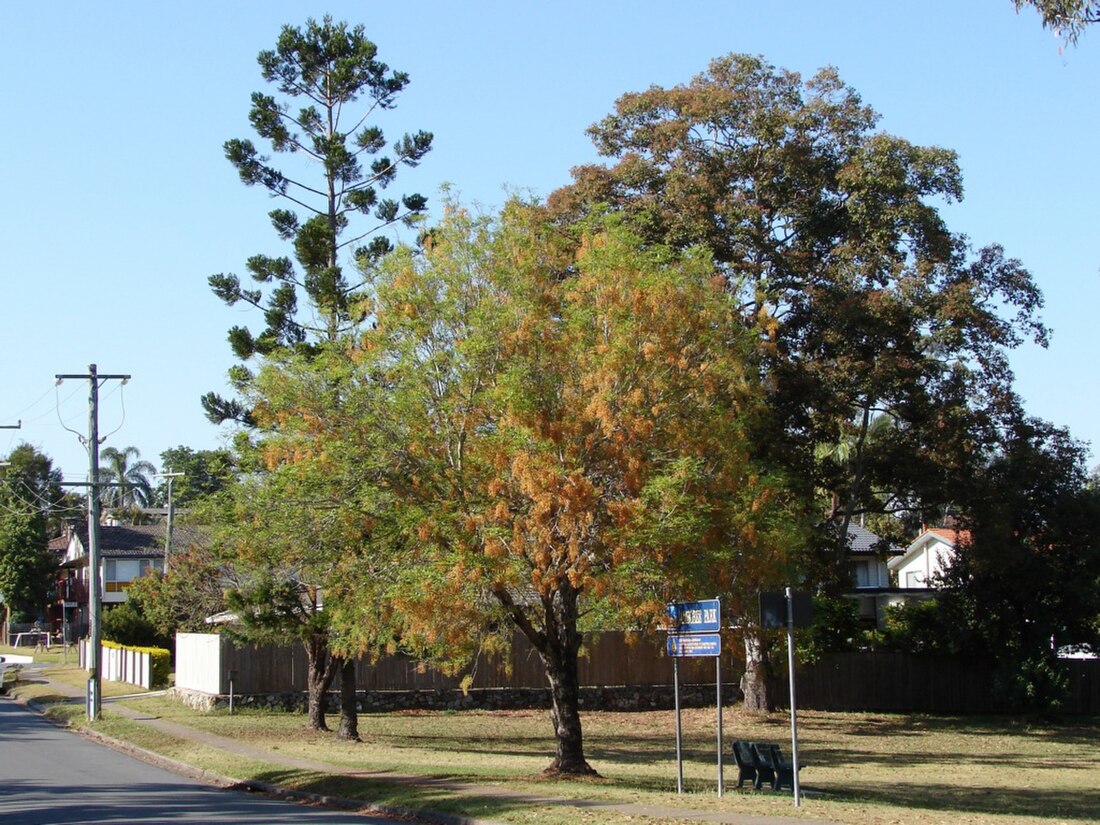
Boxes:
[0,698,411,825]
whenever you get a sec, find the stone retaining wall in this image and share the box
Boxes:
[169,683,743,714]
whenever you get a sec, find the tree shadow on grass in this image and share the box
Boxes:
[828,713,1100,746]
[829,779,1100,821]
[249,769,705,822]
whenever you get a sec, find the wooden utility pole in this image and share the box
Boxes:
[155,469,184,561]
[56,365,130,722]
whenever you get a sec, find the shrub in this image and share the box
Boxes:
[100,600,169,649]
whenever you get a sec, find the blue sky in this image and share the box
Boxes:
[2,1,1097,481]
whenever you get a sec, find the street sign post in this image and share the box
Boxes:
[759,588,812,807]
[667,598,724,796]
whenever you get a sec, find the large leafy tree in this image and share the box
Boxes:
[0,497,51,625]
[205,15,432,424]
[353,203,801,773]
[939,418,1100,709]
[155,446,236,507]
[210,389,390,740]
[548,54,1049,708]
[0,445,63,623]
[2,443,71,533]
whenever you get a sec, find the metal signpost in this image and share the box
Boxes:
[759,588,813,807]
[666,598,724,796]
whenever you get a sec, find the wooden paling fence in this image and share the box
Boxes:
[176,632,1100,714]
[205,631,717,695]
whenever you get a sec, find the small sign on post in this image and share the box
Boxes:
[666,598,724,797]
[759,588,813,807]
[667,599,721,633]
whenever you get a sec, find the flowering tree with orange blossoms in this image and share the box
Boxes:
[349,202,806,775]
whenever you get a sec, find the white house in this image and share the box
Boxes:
[887,527,967,590]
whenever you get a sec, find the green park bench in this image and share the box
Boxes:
[753,742,802,791]
[731,740,803,791]
[730,739,772,789]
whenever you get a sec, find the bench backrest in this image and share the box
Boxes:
[751,742,781,768]
[731,740,755,768]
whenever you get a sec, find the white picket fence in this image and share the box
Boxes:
[78,640,153,690]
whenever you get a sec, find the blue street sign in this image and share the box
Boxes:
[667,633,722,657]
[667,599,721,633]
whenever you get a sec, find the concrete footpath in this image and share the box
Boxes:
[9,666,830,825]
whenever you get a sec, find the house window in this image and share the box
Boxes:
[104,558,163,592]
[905,570,925,588]
[853,560,872,588]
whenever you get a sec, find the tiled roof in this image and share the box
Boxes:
[847,524,904,555]
[63,522,208,559]
[921,527,971,546]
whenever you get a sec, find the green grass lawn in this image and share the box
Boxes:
[86,694,1100,825]
[8,658,1098,825]
[0,642,80,667]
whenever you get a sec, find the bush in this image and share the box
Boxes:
[877,600,957,654]
[797,594,867,663]
[100,600,169,650]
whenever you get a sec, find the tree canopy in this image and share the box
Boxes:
[156,446,236,507]
[940,418,1100,708]
[549,54,1048,566]
[0,445,64,622]
[331,202,803,772]
[1015,0,1099,44]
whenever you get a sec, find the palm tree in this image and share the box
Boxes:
[99,446,156,509]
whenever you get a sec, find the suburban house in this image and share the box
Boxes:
[50,522,172,638]
[887,527,967,592]
[845,523,904,625]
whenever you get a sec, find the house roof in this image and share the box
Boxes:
[846,524,903,556]
[921,527,970,547]
[60,522,208,564]
[886,527,968,572]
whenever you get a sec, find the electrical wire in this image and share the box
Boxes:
[54,384,86,444]
[98,381,127,444]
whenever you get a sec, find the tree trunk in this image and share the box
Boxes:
[493,580,597,775]
[741,629,777,712]
[336,657,360,741]
[304,633,338,731]
[542,644,596,775]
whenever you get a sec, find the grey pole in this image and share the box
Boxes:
[56,365,130,722]
[674,656,683,794]
[785,586,802,806]
[86,364,102,721]
[716,653,724,796]
[155,470,184,562]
